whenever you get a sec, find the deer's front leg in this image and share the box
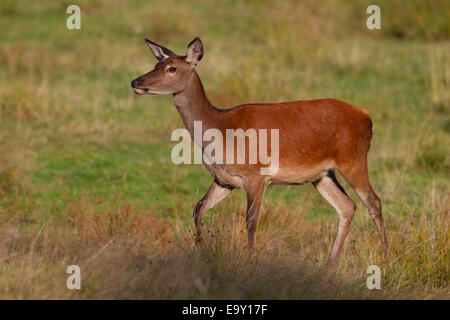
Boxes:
[244,178,267,250]
[193,181,232,242]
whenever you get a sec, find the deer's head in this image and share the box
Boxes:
[131,37,203,95]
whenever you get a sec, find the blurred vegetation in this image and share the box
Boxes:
[0,0,448,299]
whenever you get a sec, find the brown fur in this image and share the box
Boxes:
[131,38,387,265]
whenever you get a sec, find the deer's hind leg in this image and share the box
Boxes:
[313,170,356,265]
[338,160,387,252]
[193,181,232,242]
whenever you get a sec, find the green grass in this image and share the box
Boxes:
[0,0,449,299]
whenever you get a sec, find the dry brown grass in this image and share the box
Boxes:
[0,189,447,299]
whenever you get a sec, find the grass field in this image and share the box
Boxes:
[0,0,449,299]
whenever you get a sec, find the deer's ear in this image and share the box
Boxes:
[186,37,203,67]
[145,39,175,61]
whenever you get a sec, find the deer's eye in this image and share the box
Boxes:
[168,67,176,73]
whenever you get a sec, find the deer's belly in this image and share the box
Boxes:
[204,160,334,188]
[269,167,328,185]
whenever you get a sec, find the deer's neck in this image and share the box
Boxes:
[173,72,220,138]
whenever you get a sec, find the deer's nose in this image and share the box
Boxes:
[131,78,143,88]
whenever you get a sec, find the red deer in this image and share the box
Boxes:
[131,37,387,265]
